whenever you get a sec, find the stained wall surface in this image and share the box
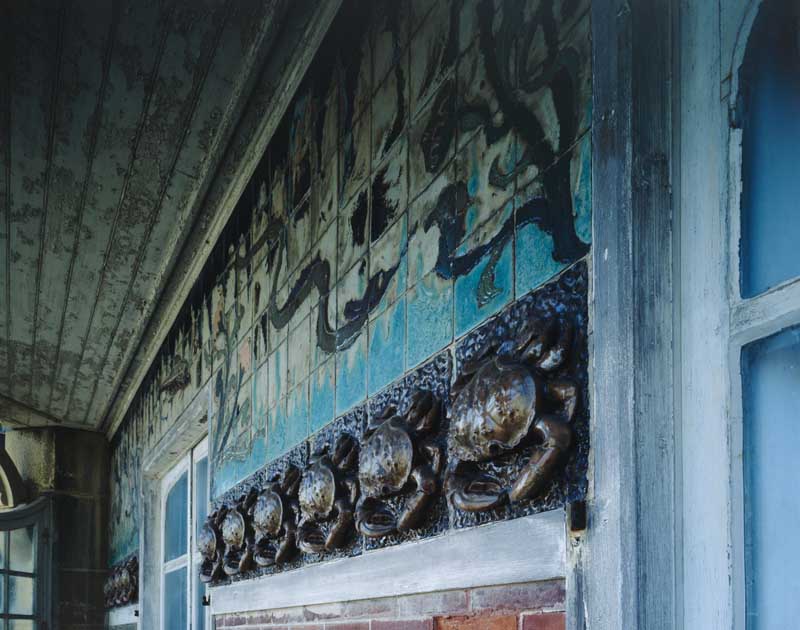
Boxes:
[109,0,592,565]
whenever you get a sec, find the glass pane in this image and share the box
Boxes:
[195,456,209,540]
[164,472,188,562]
[739,1,800,297]
[8,575,34,615]
[163,567,187,630]
[194,566,208,630]
[9,527,34,573]
[8,621,33,630]
[0,574,4,611]
[743,325,800,628]
[0,531,6,569]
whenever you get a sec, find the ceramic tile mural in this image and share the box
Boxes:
[109,0,592,564]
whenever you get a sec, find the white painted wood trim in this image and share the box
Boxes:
[107,604,138,627]
[210,510,566,615]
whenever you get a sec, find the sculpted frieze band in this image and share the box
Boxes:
[200,263,588,586]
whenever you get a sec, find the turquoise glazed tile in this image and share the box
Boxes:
[407,271,453,368]
[370,213,407,317]
[515,214,566,298]
[572,132,592,245]
[336,331,368,415]
[266,399,287,462]
[368,296,406,395]
[309,359,336,434]
[336,256,369,336]
[267,339,287,410]
[253,360,269,431]
[454,225,513,338]
[286,382,310,449]
[455,130,515,241]
[408,166,455,285]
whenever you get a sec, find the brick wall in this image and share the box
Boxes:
[214,580,565,630]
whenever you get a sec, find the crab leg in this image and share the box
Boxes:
[508,416,572,503]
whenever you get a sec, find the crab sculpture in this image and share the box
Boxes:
[297,434,359,554]
[104,555,138,608]
[250,465,301,567]
[220,491,257,576]
[198,507,227,583]
[356,390,443,538]
[445,315,578,512]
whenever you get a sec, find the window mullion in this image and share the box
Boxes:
[730,277,800,344]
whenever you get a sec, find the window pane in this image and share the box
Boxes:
[8,621,33,630]
[739,1,800,297]
[743,325,800,628]
[8,575,34,615]
[163,567,187,630]
[0,574,4,611]
[164,472,188,562]
[195,456,209,540]
[9,527,34,573]
[0,531,6,569]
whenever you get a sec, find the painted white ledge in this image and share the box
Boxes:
[107,603,138,626]
[210,509,566,615]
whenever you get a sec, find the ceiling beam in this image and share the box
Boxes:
[0,393,91,431]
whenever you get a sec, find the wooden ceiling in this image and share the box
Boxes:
[0,0,295,430]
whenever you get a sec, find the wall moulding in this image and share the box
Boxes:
[209,508,567,615]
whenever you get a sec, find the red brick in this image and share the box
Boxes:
[397,590,469,617]
[323,623,370,630]
[436,614,517,630]
[521,612,565,630]
[372,619,434,630]
[469,581,565,613]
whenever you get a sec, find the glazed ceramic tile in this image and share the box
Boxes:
[336,0,373,126]
[335,329,368,415]
[408,77,456,202]
[287,89,314,210]
[285,381,310,450]
[453,217,513,337]
[514,12,592,190]
[370,138,408,243]
[408,165,456,286]
[372,62,407,165]
[312,153,338,245]
[336,256,369,343]
[368,295,406,395]
[408,0,457,117]
[371,0,409,89]
[267,338,288,411]
[455,130,516,240]
[287,314,311,390]
[309,359,336,434]
[406,270,453,368]
[369,212,408,318]
[286,197,312,275]
[266,397,287,462]
[337,185,370,279]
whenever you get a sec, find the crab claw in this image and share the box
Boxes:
[356,497,397,538]
[508,416,572,503]
[445,461,507,512]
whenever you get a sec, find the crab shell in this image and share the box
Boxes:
[221,509,245,548]
[299,458,336,520]
[358,417,414,498]
[252,488,283,537]
[449,358,538,462]
[197,521,219,559]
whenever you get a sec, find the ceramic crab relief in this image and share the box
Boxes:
[104,555,138,609]
[296,407,364,561]
[361,351,452,549]
[446,262,589,528]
